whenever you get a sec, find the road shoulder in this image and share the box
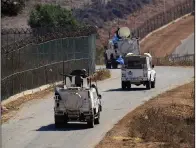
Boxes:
[96,81,194,148]
[1,69,111,124]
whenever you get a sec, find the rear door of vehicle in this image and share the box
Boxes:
[125,56,147,80]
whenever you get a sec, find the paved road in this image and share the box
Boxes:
[172,33,194,55]
[2,66,194,148]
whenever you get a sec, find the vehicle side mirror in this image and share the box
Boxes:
[98,94,102,99]
[152,65,155,68]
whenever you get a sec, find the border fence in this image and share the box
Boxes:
[1,0,194,100]
[95,0,194,65]
[1,27,97,100]
[153,54,194,66]
[131,0,193,39]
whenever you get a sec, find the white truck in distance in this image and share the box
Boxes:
[104,27,140,69]
[54,70,102,128]
[121,53,156,90]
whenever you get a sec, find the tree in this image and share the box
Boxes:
[28,4,79,28]
[1,0,25,16]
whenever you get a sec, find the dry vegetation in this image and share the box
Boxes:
[1,0,189,50]
[91,69,111,81]
[75,0,155,27]
[140,15,195,57]
[96,81,194,148]
[153,55,194,66]
[1,0,185,28]
[1,69,111,124]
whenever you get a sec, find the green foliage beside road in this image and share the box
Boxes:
[28,4,79,28]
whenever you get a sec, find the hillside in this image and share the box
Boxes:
[2,0,185,28]
[1,0,187,47]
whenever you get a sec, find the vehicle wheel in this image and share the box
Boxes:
[151,78,156,88]
[122,81,126,90]
[87,115,95,128]
[64,115,68,125]
[94,112,100,124]
[106,62,111,69]
[146,80,151,90]
[112,62,118,69]
[126,81,131,90]
[55,115,64,128]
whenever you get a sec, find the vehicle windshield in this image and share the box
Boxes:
[124,57,146,69]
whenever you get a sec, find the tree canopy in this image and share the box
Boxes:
[28,4,79,28]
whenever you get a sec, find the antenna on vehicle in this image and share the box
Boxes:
[87,66,92,88]
[63,60,65,85]
[95,69,98,88]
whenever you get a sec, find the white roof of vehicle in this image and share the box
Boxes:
[125,52,152,58]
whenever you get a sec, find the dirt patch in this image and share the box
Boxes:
[1,69,111,124]
[140,15,194,57]
[96,81,194,148]
[91,69,111,81]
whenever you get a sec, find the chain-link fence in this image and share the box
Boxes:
[131,0,193,39]
[1,27,97,100]
[153,54,194,66]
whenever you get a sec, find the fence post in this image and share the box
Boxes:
[44,66,48,84]
[62,60,65,84]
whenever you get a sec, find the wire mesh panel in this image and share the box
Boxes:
[1,30,97,100]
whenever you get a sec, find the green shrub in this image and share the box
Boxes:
[1,0,25,16]
[28,4,79,28]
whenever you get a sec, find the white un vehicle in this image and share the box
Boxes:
[54,70,102,128]
[104,27,140,69]
[121,53,156,90]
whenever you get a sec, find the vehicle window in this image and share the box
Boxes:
[125,59,146,69]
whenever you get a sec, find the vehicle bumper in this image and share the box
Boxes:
[121,77,148,82]
[54,108,93,121]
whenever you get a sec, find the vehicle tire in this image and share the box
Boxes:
[55,115,64,128]
[106,62,111,69]
[122,81,126,90]
[146,80,151,90]
[112,62,118,69]
[126,81,131,90]
[64,115,68,125]
[87,115,95,128]
[94,112,100,124]
[151,78,156,88]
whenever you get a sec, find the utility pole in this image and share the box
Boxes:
[164,0,166,14]
[117,3,120,27]
[164,0,166,22]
